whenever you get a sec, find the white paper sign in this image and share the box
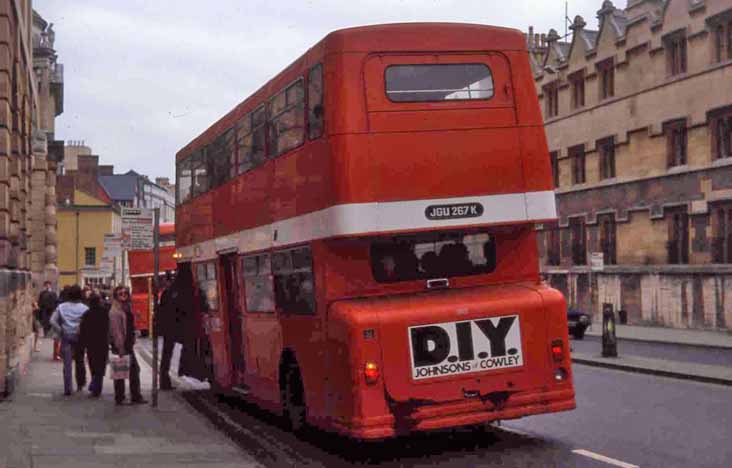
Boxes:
[121,208,154,250]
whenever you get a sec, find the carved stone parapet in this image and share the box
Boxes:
[45,225,56,244]
[44,244,56,264]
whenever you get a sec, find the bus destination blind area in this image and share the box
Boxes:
[408,315,523,380]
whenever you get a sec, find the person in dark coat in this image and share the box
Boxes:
[38,281,60,359]
[38,281,58,335]
[155,271,180,390]
[80,293,109,398]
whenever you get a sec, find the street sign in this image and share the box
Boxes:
[99,256,114,275]
[103,233,122,256]
[121,208,154,250]
[590,251,604,272]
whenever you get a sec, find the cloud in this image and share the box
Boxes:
[35,0,603,179]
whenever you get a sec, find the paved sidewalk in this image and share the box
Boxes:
[584,323,732,348]
[0,338,262,468]
[574,324,732,385]
[571,351,732,386]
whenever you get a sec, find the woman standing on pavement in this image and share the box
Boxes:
[49,285,89,396]
[109,286,147,405]
[79,293,109,398]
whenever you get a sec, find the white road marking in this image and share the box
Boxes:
[572,449,639,468]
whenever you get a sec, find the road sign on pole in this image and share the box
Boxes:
[121,208,154,250]
[151,208,160,408]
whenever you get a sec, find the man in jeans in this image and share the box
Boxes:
[49,285,88,396]
[109,286,147,405]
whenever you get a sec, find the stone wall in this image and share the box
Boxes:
[531,0,732,331]
[546,267,732,330]
[1,0,40,399]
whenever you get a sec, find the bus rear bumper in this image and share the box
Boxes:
[336,387,576,440]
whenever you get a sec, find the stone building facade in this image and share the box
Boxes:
[1,1,62,398]
[531,0,732,330]
[31,10,62,292]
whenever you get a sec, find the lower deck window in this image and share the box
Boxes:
[242,253,274,313]
[196,261,219,311]
[370,229,496,283]
[272,247,315,315]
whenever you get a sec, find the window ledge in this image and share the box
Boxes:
[712,156,732,167]
[667,164,690,173]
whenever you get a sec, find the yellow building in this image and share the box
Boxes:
[57,189,121,288]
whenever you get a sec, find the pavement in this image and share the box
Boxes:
[0,337,262,468]
[573,323,732,386]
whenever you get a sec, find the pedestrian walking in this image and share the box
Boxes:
[80,293,110,398]
[156,272,180,390]
[38,281,59,358]
[49,285,89,396]
[109,286,147,405]
[32,300,41,352]
[82,285,93,305]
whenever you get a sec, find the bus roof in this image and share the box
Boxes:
[176,23,525,162]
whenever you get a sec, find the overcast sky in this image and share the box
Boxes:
[35,0,604,180]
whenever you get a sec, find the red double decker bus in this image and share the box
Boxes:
[175,23,575,439]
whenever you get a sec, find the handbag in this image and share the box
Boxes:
[109,354,130,380]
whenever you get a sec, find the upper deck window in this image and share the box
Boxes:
[237,105,266,174]
[176,156,192,204]
[371,229,496,283]
[385,64,494,102]
[268,80,305,157]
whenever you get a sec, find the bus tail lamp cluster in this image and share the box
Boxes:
[551,339,564,363]
[551,339,568,382]
[364,361,380,385]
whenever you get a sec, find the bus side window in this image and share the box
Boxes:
[308,63,323,140]
[196,261,219,312]
[242,254,274,313]
[267,79,305,158]
[272,247,315,315]
[191,150,209,197]
[176,156,192,204]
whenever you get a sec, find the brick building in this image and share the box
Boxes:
[1,1,63,398]
[531,0,732,330]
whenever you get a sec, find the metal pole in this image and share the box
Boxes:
[121,249,126,288]
[152,208,160,407]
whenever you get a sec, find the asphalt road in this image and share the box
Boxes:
[139,338,732,468]
[570,335,732,367]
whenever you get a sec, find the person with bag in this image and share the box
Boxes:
[49,285,89,396]
[109,286,147,405]
[79,293,109,398]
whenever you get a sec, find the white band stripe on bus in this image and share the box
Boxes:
[178,190,557,261]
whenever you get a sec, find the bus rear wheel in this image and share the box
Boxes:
[282,364,307,433]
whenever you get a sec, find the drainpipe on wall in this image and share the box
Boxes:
[75,210,80,284]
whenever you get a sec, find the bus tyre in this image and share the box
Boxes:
[282,364,307,433]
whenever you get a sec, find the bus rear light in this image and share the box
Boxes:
[554,367,568,382]
[364,361,380,385]
[551,340,564,363]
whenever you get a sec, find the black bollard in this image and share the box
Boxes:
[602,303,618,357]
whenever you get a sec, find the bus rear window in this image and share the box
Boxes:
[385,64,494,102]
[371,230,496,283]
